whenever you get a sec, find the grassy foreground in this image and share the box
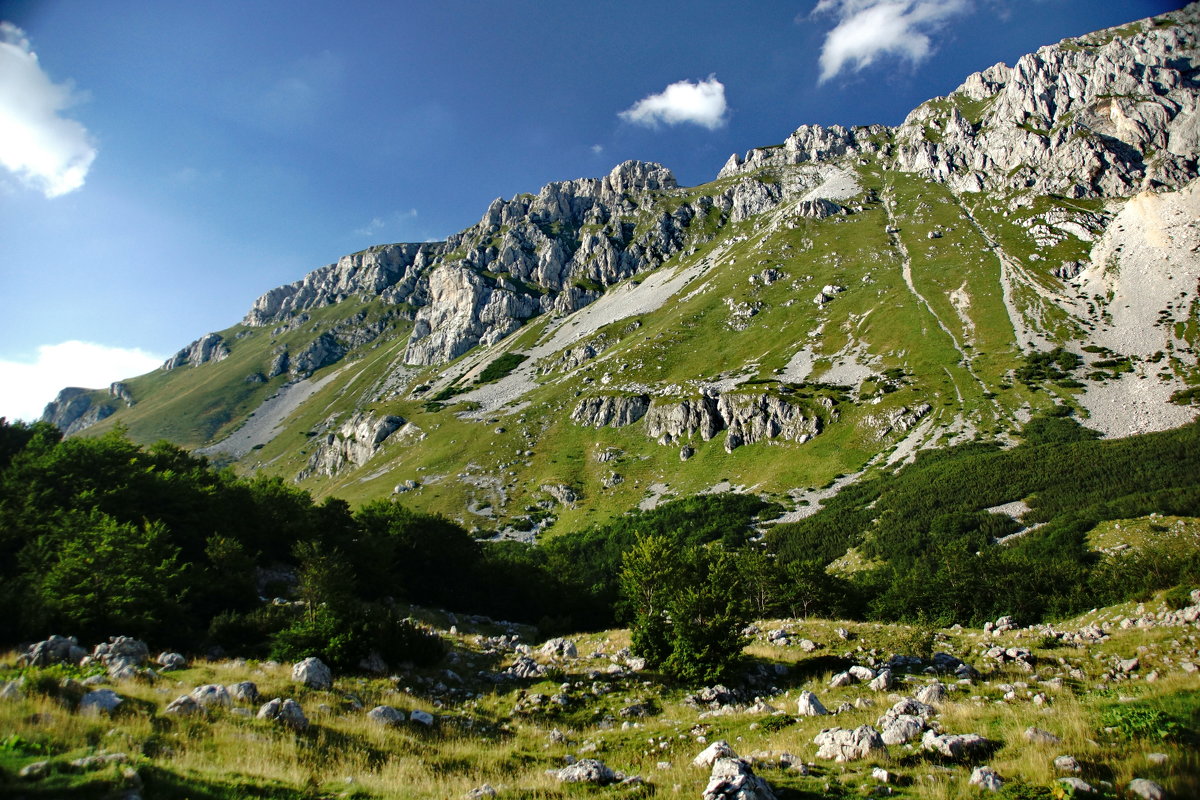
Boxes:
[2,593,1198,800]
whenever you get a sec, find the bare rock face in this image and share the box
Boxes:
[41,388,116,436]
[299,413,407,479]
[813,725,887,762]
[703,757,777,800]
[570,394,651,427]
[162,332,229,370]
[642,392,827,451]
[721,5,1199,199]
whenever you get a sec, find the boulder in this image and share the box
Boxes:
[191,684,232,709]
[539,638,578,659]
[1024,726,1061,745]
[227,681,259,704]
[18,760,51,780]
[20,635,87,667]
[1054,755,1082,774]
[79,689,123,714]
[868,669,892,691]
[694,740,738,768]
[93,636,149,679]
[164,695,201,716]
[796,691,829,716]
[156,652,187,671]
[829,671,854,688]
[1126,778,1166,800]
[915,681,947,705]
[703,757,777,800]
[257,698,309,731]
[921,730,996,760]
[880,714,925,745]
[292,657,332,690]
[410,709,435,726]
[970,766,1004,792]
[848,666,876,682]
[813,726,887,762]
[1059,777,1096,794]
[553,758,617,784]
[367,705,405,727]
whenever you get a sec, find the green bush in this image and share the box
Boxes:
[1163,585,1195,610]
[1101,704,1184,741]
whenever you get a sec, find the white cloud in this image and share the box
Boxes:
[812,0,970,83]
[0,341,163,423]
[0,23,97,197]
[618,75,728,130]
[353,208,418,238]
[591,144,604,155]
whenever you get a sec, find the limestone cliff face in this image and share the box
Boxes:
[298,413,407,479]
[577,391,832,453]
[721,5,1200,199]
[41,388,116,436]
[162,333,229,370]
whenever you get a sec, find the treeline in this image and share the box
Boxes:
[768,409,1200,624]
[0,421,776,669]
[1,411,1197,676]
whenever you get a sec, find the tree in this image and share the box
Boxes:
[33,509,187,641]
[620,535,750,684]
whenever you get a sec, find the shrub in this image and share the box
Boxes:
[1163,585,1195,610]
[1100,704,1184,741]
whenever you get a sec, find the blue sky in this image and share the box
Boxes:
[0,0,1185,421]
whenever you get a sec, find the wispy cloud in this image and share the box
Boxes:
[811,0,970,83]
[0,341,163,423]
[618,75,728,130]
[258,50,344,129]
[354,208,418,239]
[0,23,97,197]
[591,144,604,155]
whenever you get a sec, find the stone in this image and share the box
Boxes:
[539,638,578,658]
[915,681,947,706]
[156,652,186,671]
[19,760,51,780]
[849,666,876,682]
[1146,753,1168,766]
[1126,778,1166,800]
[871,767,892,783]
[1025,726,1060,745]
[164,695,201,716]
[796,691,829,716]
[79,689,123,714]
[367,705,405,726]
[1059,777,1096,794]
[257,698,309,731]
[703,757,777,800]
[410,709,435,726]
[93,636,149,679]
[970,766,1004,792]
[921,730,996,760]
[227,681,259,704]
[694,740,739,768]
[1054,755,1081,773]
[292,657,332,690]
[20,635,87,667]
[829,671,854,688]
[880,714,925,746]
[191,684,232,709]
[466,785,497,799]
[813,726,887,762]
[553,758,616,784]
[868,669,892,691]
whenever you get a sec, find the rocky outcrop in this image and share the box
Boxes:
[41,388,115,436]
[570,394,650,427]
[720,5,1199,199]
[299,413,406,479]
[162,332,229,370]
[643,392,828,452]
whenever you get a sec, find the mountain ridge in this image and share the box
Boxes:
[42,2,1200,535]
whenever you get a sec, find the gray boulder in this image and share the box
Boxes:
[1126,778,1166,800]
[164,694,201,716]
[368,705,406,726]
[703,757,777,800]
[227,681,259,704]
[880,714,926,745]
[79,689,124,714]
[970,766,1004,792]
[292,657,332,690]
[553,758,617,784]
[539,637,578,658]
[796,690,829,716]
[258,698,308,730]
[693,740,738,768]
[191,684,232,709]
[157,652,187,671]
[410,709,435,726]
[915,681,947,706]
[21,635,87,667]
[921,730,995,760]
[814,726,887,762]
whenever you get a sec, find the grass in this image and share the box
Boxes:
[4,594,1199,799]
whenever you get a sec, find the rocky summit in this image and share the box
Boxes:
[43,4,1200,533]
